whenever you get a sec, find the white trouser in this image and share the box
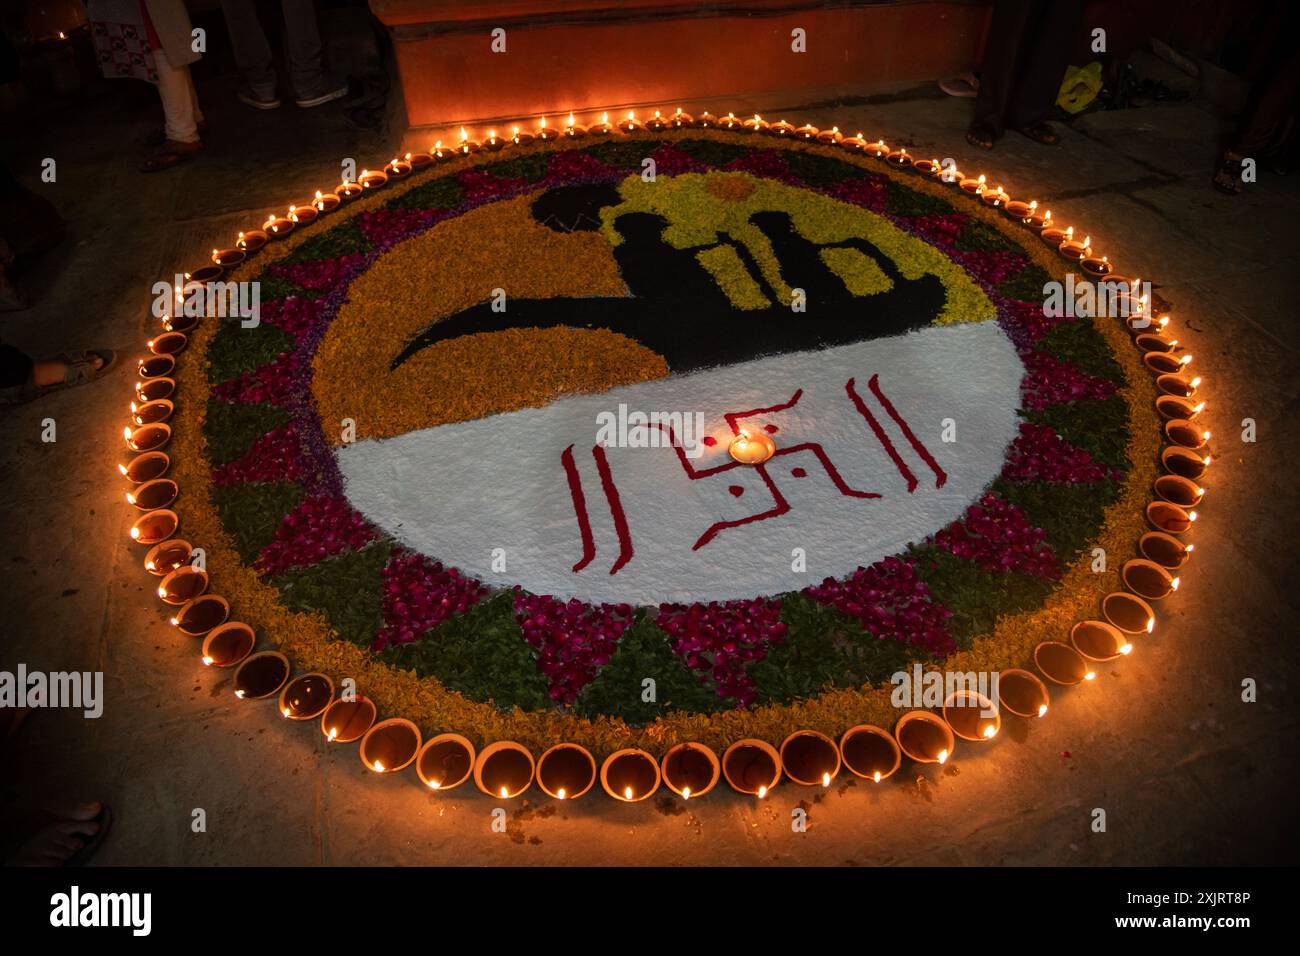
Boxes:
[154,48,205,144]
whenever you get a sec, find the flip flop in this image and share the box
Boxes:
[142,141,203,173]
[0,348,116,405]
[64,805,112,867]
[940,72,980,98]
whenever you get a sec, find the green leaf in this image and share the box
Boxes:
[993,477,1121,563]
[388,174,465,211]
[378,592,552,710]
[1034,319,1127,384]
[583,138,667,169]
[202,399,291,465]
[671,138,748,168]
[909,546,1056,649]
[1022,395,1131,471]
[573,613,723,722]
[273,540,393,646]
[206,319,296,383]
[282,218,371,263]
[995,263,1054,302]
[782,150,860,188]
[887,183,954,217]
[211,480,305,563]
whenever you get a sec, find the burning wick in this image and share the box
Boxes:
[374,761,385,772]
[982,725,997,739]
[873,771,882,783]
[202,656,214,666]
[428,780,441,790]
[681,787,691,800]
[623,786,633,800]
[1084,671,1097,681]
[500,786,509,798]
[1120,643,1134,655]
[937,749,949,765]
[1037,704,1048,718]
[327,727,338,741]
[235,690,245,699]
[757,785,768,799]
[556,788,566,800]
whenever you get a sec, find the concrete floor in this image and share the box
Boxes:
[3,72,1298,866]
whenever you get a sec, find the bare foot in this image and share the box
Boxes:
[10,803,103,866]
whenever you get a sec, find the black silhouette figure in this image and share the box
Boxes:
[392,185,948,373]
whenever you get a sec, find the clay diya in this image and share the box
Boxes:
[143,538,190,575]
[536,743,597,800]
[211,247,245,267]
[1161,446,1210,480]
[722,739,781,797]
[129,509,178,545]
[164,312,199,334]
[201,622,255,668]
[130,399,173,426]
[1033,641,1095,685]
[600,748,661,802]
[997,669,1050,719]
[147,331,187,356]
[1070,620,1131,662]
[894,711,955,764]
[778,730,841,787]
[137,354,175,379]
[1144,351,1191,374]
[232,651,289,700]
[278,672,334,720]
[360,718,421,774]
[1103,592,1156,636]
[171,594,229,636]
[942,691,1002,741]
[156,564,207,605]
[417,733,476,791]
[1122,559,1180,601]
[728,429,775,465]
[839,725,901,782]
[359,168,388,189]
[119,450,169,483]
[1146,500,1197,535]
[235,229,268,253]
[660,742,721,799]
[1165,419,1210,450]
[1139,531,1192,570]
[1156,373,1201,398]
[313,190,341,213]
[134,376,175,402]
[320,696,376,743]
[126,477,177,512]
[1155,475,1204,508]
[1156,395,1206,421]
[287,203,317,226]
[474,741,535,798]
[124,422,170,452]
[764,118,795,137]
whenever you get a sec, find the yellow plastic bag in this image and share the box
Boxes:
[1057,62,1103,114]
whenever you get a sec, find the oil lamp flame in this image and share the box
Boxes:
[202,655,214,666]
[1037,704,1048,717]
[500,786,509,798]
[982,725,997,738]
[428,780,441,790]
[937,749,949,764]
[624,786,633,800]
[873,771,882,783]
[374,760,385,772]
[1084,670,1097,681]
[1120,643,1134,655]
[822,772,831,787]
[1147,618,1155,633]
[757,785,768,799]
[681,787,691,799]
[556,788,566,800]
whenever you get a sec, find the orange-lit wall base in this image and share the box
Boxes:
[369,0,990,148]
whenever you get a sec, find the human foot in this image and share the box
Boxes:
[965,122,996,150]
[9,803,109,866]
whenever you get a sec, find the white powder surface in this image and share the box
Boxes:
[336,321,1023,604]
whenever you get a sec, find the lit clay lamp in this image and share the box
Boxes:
[417,733,476,792]
[135,376,175,402]
[722,739,781,797]
[1033,640,1095,686]
[313,189,341,212]
[588,112,614,136]
[563,113,586,138]
[537,743,598,800]
[1081,253,1113,278]
[156,564,207,605]
[1140,531,1193,570]
[741,114,768,134]
[838,725,901,782]
[1070,620,1132,662]
[536,117,561,140]
[764,118,795,137]
[510,124,534,146]
[694,110,719,129]
[358,168,388,189]
[200,622,255,668]
[120,450,169,483]
[660,742,721,799]
[337,180,363,201]
[235,229,267,253]
[458,126,481,152]
[482,129,505,151]
[645,110,669,132]
[1155,474,1204,509]
[147,331,187,356]
[867,138,888,159]
[360,718,422,774]
[600,748,661,803]
[942,691,1001,742]
[320,695,376,744]
[1156,373,1201,398]
[912,156,943,178]
[1122,559,1180,602]
[431,139,452,162]
[620,111,645,134]
[263,212,295,238]
[728,429,776,465]
[981,183,1009,207]
[129,508,178,546]
[143,538,190,576]
[131,398,173,426]
[1058,232,1090,261]
[839,132,868,153]
[211,247,245,267]
[405,149,433,171]
[124,422,171,453]
[1161,445,1211,481]
[779,729,841,787]
[232,651,290,701]
[278,672,334,720]
[1146,500,1197,536]
[474,741,535,798]
[817,126,845,146]
[171,594,229,637]
[894,711,955,765]
[1156,395,1206,421]
[885,146,912,167]
[996,669,1050,720]
[1102,592,1156,637]
[959,173,986,196]
[1146,351,1191,375]
[1165,418,1210,450]
[1041,221,1071,246]
[127,477,178,511]
[287,202,317,227]
[164,313,198,334]
[719,111,744,132]
[669,108,695,130]
[384,155,413,177]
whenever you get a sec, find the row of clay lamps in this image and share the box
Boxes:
[123,107,1202,804]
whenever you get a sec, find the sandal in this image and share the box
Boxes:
[142,140,203,173]
[965,122,996,150]
[0,348,116,405]
[1212,149,1245,195]
[1016,122,1060,145]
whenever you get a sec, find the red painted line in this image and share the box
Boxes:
[725,388,804,436]
[774,442,882,499]
[869,374,947,489]
[591,444,634,575]
[561,445,597,573]
[693,463,791,550]
[846,377,918,493]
